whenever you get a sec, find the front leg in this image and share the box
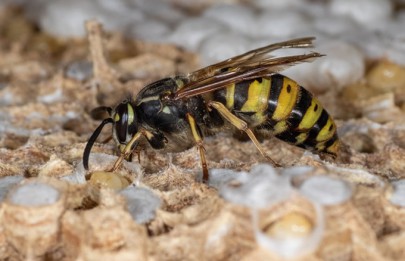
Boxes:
[111,130,147,171]
[112,129,168,171]
[186,113,209,183]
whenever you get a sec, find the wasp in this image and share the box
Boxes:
[83,37,340,183]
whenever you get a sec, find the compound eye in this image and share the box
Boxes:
[113,102,137,144]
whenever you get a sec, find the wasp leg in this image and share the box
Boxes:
[186,113,209,183]
[134,147,143,163]
[111,130,146,171]
[208,101,280,167]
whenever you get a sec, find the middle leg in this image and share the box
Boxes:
[186,113,209,183]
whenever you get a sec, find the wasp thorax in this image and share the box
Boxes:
[112,101,138,144]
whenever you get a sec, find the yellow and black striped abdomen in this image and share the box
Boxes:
[212,73,339,156]
[259,74,339,156]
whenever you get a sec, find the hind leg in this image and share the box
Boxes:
[208,101,280,167]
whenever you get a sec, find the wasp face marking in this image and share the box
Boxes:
[162,106,171,114]
[113,101,138,144]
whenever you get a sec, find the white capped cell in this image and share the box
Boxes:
[168,17,226,51]
[0,89,15,106]
[283,39,365,93]
[38,0,103,37]
[384,22,405,48]
[2,179,66,259]
[253,0,304,10]
[98,5,144,32]
[219,164,293,208]
[62,171,86,184]
[198,31,252,66]
[389,180,405,207]
[36,0,143,37]
[120,186,161,224]
[254,10,311,38]
[208,168,248,190]
[37,88,63,104]
[299,176,352,205]
[126,19,170,42]
[330,0,393,26]
[249,164,280,177]
[0,176,24,202]
[315,40,365,89]
[386,47,405,67]
[314,16,361,36]
[399,10,405,22]
[9,182,60,206]
[64,60,93,81]
[295,1,328,18]
[135,0,185,25]
[378,22,405,66]
[342,30,386,60]
[134,0,174,16]
[281,166,314,178]
[98,0,134,14]
[203,4,256,37]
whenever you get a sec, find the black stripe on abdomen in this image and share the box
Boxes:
[288,87,312,130]
[302,109,330,147]
[273,86,313,144]
[233,79,252,111]
[266,74,284,117]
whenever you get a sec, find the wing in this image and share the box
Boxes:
[174,37,323,100]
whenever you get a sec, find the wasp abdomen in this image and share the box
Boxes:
[212,74,339,156]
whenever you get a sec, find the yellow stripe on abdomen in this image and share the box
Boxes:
[298,98,323,130]
[240,78,271,113]
[295,133,308,145]
[272,77,299,121]
[316,117,336,142]
[273,120,288,135]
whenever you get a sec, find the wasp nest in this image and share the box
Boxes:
[0,7,405,261]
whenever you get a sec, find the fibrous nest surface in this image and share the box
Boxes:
[0,8,405,261]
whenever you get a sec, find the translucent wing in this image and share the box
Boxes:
[174,37,323,100]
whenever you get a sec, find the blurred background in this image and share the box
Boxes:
[0,0,404,64]
[1,0,404,98]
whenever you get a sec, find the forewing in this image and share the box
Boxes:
[174,52,323,100]
[187,36,318,83]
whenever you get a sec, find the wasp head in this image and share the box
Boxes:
[83,100,139,170]
[112,101,139,146]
